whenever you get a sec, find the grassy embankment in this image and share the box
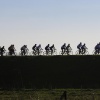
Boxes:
[0,55,100,90]
[0,89,100,100]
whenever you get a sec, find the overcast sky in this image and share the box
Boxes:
[0,0,100,54]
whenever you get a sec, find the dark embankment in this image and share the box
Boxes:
[0,55,100,89]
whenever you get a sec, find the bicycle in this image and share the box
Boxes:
[59,49,73,55]
[6,51,17,56]
[43,49,57,56]
[92,50,100,55]
[0,50,6,56]
[30,49,43,56]
[75,49,89,55]
[19,50,29,56]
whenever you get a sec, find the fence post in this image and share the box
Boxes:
[60,91,67,100]
[92,93,94,100]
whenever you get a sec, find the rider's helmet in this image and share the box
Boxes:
[39,44,41,47]
[52,44,54,46]
[48,44,50,46]
[23,45,26,48]
[80,42,82,44]
[83,43,85,46]
[68,44,70,46]
[64,43,66,46]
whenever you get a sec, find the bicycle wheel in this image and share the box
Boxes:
[53,50,57,55]
[19,51,22,56]
[68,50,73,55]
[15,52,17,56]
[84,51,89,55]
[30,51,37,56]
[43,51,47,56]
[75,50,80,55]
[6,52,11,56]
[59,51,63,55]
[39,50,43,55]
[92,50,99,55]
[43,51,50,56]
[25,51,29,56]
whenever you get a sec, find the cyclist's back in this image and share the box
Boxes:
[37,44,42,51]
[66,44,71,50]
[95,44,99,50]
[77,42,82,54]
[32,44,37,51]
[45,44,50,51]
[21,45,26,51]
[50,44,55,50]
[1,46,5,52]
[0,46,5,56]
[8,45,15,55]
[81,43,87,53]
[97,43,100,53]
[61,43,66,53]
[61,43,66,49]
[81,43,87,49]
[77,42,82,49]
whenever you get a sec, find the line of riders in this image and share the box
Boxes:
[0,42,100,56]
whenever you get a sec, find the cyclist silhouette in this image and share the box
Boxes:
[8,44,16,55]
[0,46,6,56]
[61,43,66,54]
[77,42,82,54]
[32,44,37,53]
[98,42,100,54]
[66,44,72,55]
[50,44,55,55]
[36,44,43,55]
[94,43,99,54]
[21,45,28,55]
[45,44,50,55]
[81,43,88,54]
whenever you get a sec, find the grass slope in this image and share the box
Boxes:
[0,55,100,89]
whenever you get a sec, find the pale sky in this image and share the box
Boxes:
[0,0,100,54]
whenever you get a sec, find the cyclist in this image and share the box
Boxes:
[98,42,100,54]
[95,43,99,54]
[8,44,16,55]
[36,44,43,55]
[61,43,66,54]
[77,42,82,54]
[45,44,50,54]
[50,44,55,55]
[21,45,28,55]
[0,46,6,56]
[0,46,1,54]
[81,43,88,54]
[32,44,37,53]
[66,44,72,55]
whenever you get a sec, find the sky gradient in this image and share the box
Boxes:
[0,0,100,54]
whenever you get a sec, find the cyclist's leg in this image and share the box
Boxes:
[97,49,99,54]
[99,48,100,54]
[0,50,2,56]
[61,48,63,54]
[37,49,39,55]
[95,49,98,54]
[51,49,53,55]
[46,50,48,55]
[84,49,86,54]
[79,48,81,54]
